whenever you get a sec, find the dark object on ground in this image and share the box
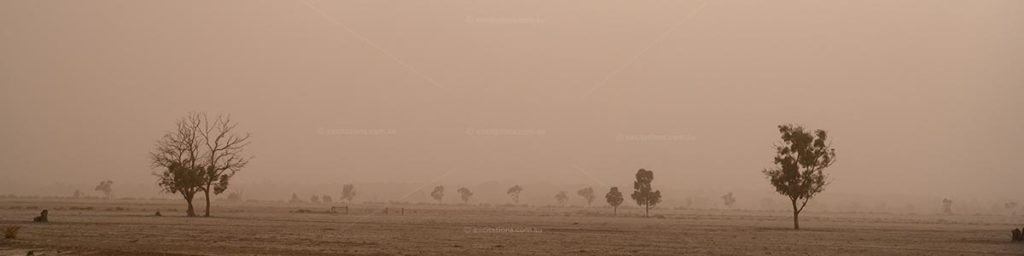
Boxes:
[2,226,21,239]
[1013,228,1022,242]
[154,210,162,216]
[32,210,48,222]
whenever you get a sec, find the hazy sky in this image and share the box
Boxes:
[1,1,1021,201]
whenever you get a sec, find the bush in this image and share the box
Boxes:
[3,226,21,239]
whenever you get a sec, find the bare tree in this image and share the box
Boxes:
[507,185,523,204]
[606,187,624,215]
[762,124,837,230]
[341,184,357,204]
[151,113,205,217]
[554,191,569,206]
[631,169,661,217]
[431,186,445,204]
[577,187,595,207]
[457,187,473,204]
[197,113,251,217]
[94,180,114,199]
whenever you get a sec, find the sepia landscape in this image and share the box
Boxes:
[1,0,1022,255]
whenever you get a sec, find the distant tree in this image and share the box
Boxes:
[942,198,953,215]
[289,193,303,203]
[631,169,661,217]
[73,189,83,199]
[341,184,357,204]
[554,191,569,206]
[322,195,333,204]
[151,113,206,217]
[577,187,595,207]
[457,187,473,204]
[762,124,837,230]
[310,195,321,204]
[606,187,624,215]
[431,186,445,204]
[196,113,251,217]
[94,180,114,199]
[507,185,523,204]
[722,192,736,208]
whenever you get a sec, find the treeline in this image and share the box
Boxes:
[149,113,843,229]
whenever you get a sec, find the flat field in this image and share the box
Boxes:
[0,199,1021,255]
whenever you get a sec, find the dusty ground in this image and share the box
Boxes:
[0,199,1021,255]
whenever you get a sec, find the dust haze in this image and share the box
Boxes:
[3,0,1020,207]
[1,1,1023,254]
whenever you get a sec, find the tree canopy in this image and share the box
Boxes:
[631,168,661,217]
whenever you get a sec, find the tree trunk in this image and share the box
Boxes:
[791,198,800,230]
[203,187,212,217]
[184,194,196,217]
[645,203,650,217]
[793,211,800,230]
[613,206,617,216]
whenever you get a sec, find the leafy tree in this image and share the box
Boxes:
[722,192,736,208]
[431,186,445,204]
[289,193,303,203]
[72,189,83,199]
[322,195,333,204]
[762,124,837,230]
[507,185,523,204]
[94,180,114,199]
[631,168,661,217]
[341,184,357,204]
[554,191,569,206]
[577,187,595,207]
[310,195,321,204]
[606,187,624,215]
[457,187,473,204]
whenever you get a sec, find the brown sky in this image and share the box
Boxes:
[1,1,1021,204]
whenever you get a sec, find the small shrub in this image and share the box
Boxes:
[3,226,21,239]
